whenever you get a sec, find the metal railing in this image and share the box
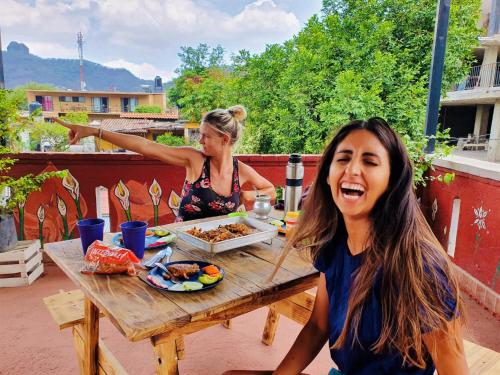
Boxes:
[452,62,500,91]
[58,103,131,114]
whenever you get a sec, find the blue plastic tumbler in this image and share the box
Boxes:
[120,221,148,259]
[76,218,105,255]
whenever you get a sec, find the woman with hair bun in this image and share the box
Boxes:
[55,105,275,221]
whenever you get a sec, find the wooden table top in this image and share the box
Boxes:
[45,213,319,342]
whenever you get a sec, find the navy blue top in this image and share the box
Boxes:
[315,237,457,375]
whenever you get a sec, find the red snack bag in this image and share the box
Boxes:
[81,240,141,276]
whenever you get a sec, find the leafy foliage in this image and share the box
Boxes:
[0,89,66,215]
[60,112,89,124]
[156,133,185,147]
[177,43,225,74]
[168,0,480,185]
[134,105,162,113]
[29,120,70,152]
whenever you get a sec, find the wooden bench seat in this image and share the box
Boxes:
[43,289,235,374]
[44,289,129,375]
[263,290,500,374]
[44,289,188,374]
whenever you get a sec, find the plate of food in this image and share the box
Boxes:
[112,228,176,250]
[144,260,224,292]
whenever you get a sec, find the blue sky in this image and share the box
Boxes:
[1,0,323,81]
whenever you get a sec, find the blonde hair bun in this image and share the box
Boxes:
[228,105,247,123]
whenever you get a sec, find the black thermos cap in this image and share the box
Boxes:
[289,153,302,163]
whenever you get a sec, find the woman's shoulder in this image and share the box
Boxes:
[314,236,347,273]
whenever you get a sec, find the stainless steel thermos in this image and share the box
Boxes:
[284,154,304,214]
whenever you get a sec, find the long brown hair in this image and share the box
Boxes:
[273,117,463,368]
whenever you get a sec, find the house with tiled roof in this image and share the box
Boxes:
[93,118,184,151]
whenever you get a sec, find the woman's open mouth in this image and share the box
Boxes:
[340,182,365,201]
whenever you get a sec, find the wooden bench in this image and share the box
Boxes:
[44,289,187,374]
[262,291,500,375]
[43,289,235,374]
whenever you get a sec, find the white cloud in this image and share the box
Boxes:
[103,59,175,81]
[97,0,301,49]
[0,0,89,34]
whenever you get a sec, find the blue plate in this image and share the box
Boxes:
[143,260,224,293]
[112,233,173,250]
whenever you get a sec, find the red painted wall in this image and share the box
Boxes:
[10,153,498,293]
[7,153,320,244]
[421,167,500,293]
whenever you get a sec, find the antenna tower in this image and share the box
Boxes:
[77,32,86,91]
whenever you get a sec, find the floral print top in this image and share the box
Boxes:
[177,157,240,221]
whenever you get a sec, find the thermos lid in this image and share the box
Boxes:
[289,153,302,163]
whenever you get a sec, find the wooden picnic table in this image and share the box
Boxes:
[45,212,319,375]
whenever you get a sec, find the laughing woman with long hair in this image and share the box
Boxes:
[224,118,468,375]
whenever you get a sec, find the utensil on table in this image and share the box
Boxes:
[141,247,172,268]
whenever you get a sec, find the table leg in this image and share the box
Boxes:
[151,334,179,375]
[83,298,99,375]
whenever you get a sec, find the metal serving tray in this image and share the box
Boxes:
[176,216,278,254]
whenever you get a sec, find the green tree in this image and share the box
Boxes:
[156,133,185,146]
[177,43,225,74]
[1,89,65,217]
[168,0,480,184]
[60,112,89,124]
[134,105,162,113]
[29,120,69,151]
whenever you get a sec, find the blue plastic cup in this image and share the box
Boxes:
[76,218,105,255]
[120,221,148,259]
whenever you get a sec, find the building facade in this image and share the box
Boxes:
[25,89,166,121]
[441,0,500,162]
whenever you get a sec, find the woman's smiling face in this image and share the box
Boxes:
[327,129,391,221]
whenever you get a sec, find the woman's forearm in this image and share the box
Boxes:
[273,321,329,375]
[100,129,153,155]
[241,187,276,204]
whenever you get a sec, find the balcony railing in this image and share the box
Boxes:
[452,62,500,91]
[58,103,136,114]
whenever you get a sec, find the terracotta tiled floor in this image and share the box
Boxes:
[1,263,498,375]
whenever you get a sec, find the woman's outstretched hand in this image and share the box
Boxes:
[54,118,97,145]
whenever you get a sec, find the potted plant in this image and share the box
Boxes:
[0,89,65,252]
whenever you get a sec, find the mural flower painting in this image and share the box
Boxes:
[149,179,163,226]
[114,180,132,221]
[168,190,181,218]
[473,206,488,231]
[62,171,83,219]
[37,205,45,247]
[56,195,70,240]
[431,198,438,221]
[18,200,25,240]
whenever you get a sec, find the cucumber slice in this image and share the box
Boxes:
[182,281,204,291]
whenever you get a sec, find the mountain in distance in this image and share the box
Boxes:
[3,41,162,92]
